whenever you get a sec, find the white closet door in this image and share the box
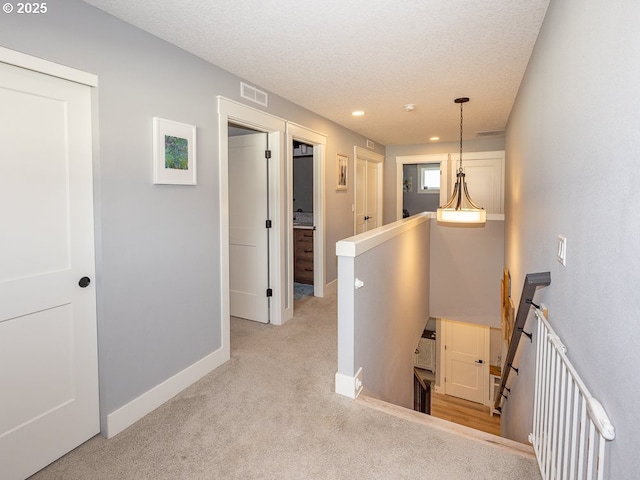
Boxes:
[0,61,99,480]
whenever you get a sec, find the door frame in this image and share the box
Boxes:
[287,123,327,301]
[218,97,287,346]
[353,146,384,234]
[0,47,101,477]
[395,154,448,221]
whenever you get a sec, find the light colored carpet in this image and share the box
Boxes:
[29,285,541,479]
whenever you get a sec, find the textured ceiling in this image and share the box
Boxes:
[82,0,550,146]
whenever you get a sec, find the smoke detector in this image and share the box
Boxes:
[404,104,416,112]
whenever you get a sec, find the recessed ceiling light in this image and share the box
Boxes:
[430,136,440,141]
[404,104,416,112]
[352,110,365,117]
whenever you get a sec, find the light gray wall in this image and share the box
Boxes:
[0,0,382,430]
[429,218,504,328]
[384,138,505,225]
[338,217,430,408]
[502,0,640,476]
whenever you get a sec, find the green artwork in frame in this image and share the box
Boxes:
[164,135,189,170]
[153,117,197,185]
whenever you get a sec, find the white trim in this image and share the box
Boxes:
[217,96,287,327]
[337,212,431,258]
[335,367,363,399]
[287,122,327,299]
[0,46,97,87]
[337,213,504,258]
[105,347,228,438]
[395,154,448,220]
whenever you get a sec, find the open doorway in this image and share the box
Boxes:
[292,140,315,303]
[395,154,448,220]
[286,123,326,307]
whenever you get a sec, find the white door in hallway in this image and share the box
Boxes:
[443,319,488,404]
[229,133,270,323]
[0,61,99,480]
[354,148,383,234]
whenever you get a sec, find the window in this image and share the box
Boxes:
[418,164,440,194]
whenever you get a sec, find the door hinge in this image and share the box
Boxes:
[266,219,272,228]
[266,288,273,297]
[265,149,272,159]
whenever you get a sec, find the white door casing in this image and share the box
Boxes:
[442,319,489,404]
[0,58,99,480]
[354,146,383,234]
[395,154,448,220]
[217,96,287,363]
[286,123,327,301]
[228,133,270,323]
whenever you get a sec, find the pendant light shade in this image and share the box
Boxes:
[436,97,486,226]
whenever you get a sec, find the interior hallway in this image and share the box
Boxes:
[29,285,538,480]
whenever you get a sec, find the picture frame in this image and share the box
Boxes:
[336,153,348,191]
[153,117,197,185]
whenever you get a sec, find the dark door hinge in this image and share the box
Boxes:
[265,149,272,159]
[266,219,272,228]
[266,288,273,297]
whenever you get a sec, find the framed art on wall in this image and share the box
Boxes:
[153,117,197,185]
[336,153,348,191]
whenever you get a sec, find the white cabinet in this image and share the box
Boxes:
[441,151,505,214]
[488,365,502,416]
[415,335,436,371]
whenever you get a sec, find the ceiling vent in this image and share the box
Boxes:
[476,130,505,137]
[240,82,268,107]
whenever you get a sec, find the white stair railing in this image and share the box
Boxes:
[530,309,615,480]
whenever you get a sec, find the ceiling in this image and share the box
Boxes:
[82,0,550,146]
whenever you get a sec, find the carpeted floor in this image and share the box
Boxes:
[29,284,541,480]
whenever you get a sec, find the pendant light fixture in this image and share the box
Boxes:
[436,97,486,226]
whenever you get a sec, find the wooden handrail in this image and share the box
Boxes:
[494,272,551,412]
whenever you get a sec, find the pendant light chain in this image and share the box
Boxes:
[458,100,464,173]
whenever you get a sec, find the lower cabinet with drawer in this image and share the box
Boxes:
[294,228,314,284]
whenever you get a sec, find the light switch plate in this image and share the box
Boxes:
[557,235,567,266]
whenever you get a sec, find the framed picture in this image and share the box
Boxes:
[336,153,348,190]
[153,117,197,185]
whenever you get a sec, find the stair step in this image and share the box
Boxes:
[356,394,535,460]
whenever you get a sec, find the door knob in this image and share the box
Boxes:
[78,276,91,288]
[364,216,371,220]
[475,359,484,364]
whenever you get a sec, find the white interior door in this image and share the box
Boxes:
[365,160,379,229]
[355,158,367,234]
[443,319,488,404]
[354,147,383,234]
[0,61,99,480]
[229,133,270,323]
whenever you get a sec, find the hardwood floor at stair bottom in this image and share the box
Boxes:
[430,392,500,436]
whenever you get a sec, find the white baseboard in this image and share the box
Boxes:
[335,367,363,399]
[105,346,229,438]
